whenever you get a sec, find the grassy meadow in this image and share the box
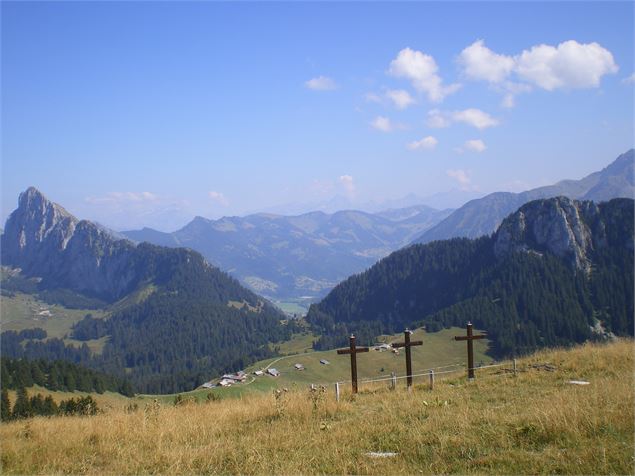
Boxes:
[144,326,491,402]
[1,339,633,474]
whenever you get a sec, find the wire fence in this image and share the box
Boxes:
[322,358,519,400]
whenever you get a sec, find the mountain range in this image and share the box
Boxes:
[414,149,634,244]
[0,188,292,393]
[122,150,633,303]
[308,196,634,356]
[123,205,453,300]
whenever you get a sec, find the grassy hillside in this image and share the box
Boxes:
[149,326,491,402]
[0,292,105,338]
[1,339,631,474]
[1,292,108,353]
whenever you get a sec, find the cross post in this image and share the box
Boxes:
[454,322,486,380]
[393,329,423,388]
[337,335,369,393]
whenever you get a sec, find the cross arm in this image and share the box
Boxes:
[393,340,423,348]
[337,347,369,355]
[454,335,486,341]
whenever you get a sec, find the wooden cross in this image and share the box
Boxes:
[454,322,486,380]
[393,329,422,388]
[337,335,369,394]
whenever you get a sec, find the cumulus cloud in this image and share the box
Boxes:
[446,169,472,190]
[305,76,338,91]
[339,175,356,197]
[427,108,499,129]
[388,47,460,102]
[453,109,499,129]
[464,139,487,153]
[208,191,229,206]
[385,89,416,109]
[458,39,515,83]
[457,39,618,98]
[371,116,394,132]
[407,136,438,151]
[515,41,618,90]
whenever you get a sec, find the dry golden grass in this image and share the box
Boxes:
[1,339,633,475]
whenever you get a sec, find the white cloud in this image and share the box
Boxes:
[388,47,460,102]
[464,139,487,153]
[83,192,191,231]
[621,73,635,84]
[458,39,618,91]
[85,191,159,205]
[453,109,499,129]
[496,81,533,108]
[385,89,416,109]
[446,169,472,190]
[305,76,338,91]
[516,40,618,90]
[208,191,229,206]
[458,39,515,83]
[427,108,499,129]
[426,109,451,128]
[371,116,394,132]
[339,175,356,197]
[407,136,438,151]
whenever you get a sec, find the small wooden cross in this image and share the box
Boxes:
[393,329,422,388]
[337,335,369,394]
[454,322,486,380]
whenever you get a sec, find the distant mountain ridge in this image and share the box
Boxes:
[307,196,634,356]
[414,149,634,244]
[123,205,453,299]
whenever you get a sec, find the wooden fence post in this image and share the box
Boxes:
[390,372,397,390]
[335,382,340,402]
[429,369,435,390]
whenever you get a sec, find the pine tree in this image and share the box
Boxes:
[12,387,32,420]
[1,388,11,421]
[42,395,58,416]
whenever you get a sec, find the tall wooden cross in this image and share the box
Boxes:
[337,335,369,394]
[393,329,422,388]
[454,322,486,380]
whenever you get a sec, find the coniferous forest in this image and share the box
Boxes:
[307,198,634,357]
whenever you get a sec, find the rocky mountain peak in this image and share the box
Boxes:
[4,187,78,257]
[493,196,599,270]
[1,187,139,300]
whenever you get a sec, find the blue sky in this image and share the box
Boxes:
[2,1,633,231]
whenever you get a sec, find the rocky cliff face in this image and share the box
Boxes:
[493,196,633,271]
[1,187,140,300]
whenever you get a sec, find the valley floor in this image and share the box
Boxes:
[1,340,633,475]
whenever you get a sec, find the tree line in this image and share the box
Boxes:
[1,356,134,396]
[1,387,99,421]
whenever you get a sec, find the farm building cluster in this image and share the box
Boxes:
[200,366,284,389]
